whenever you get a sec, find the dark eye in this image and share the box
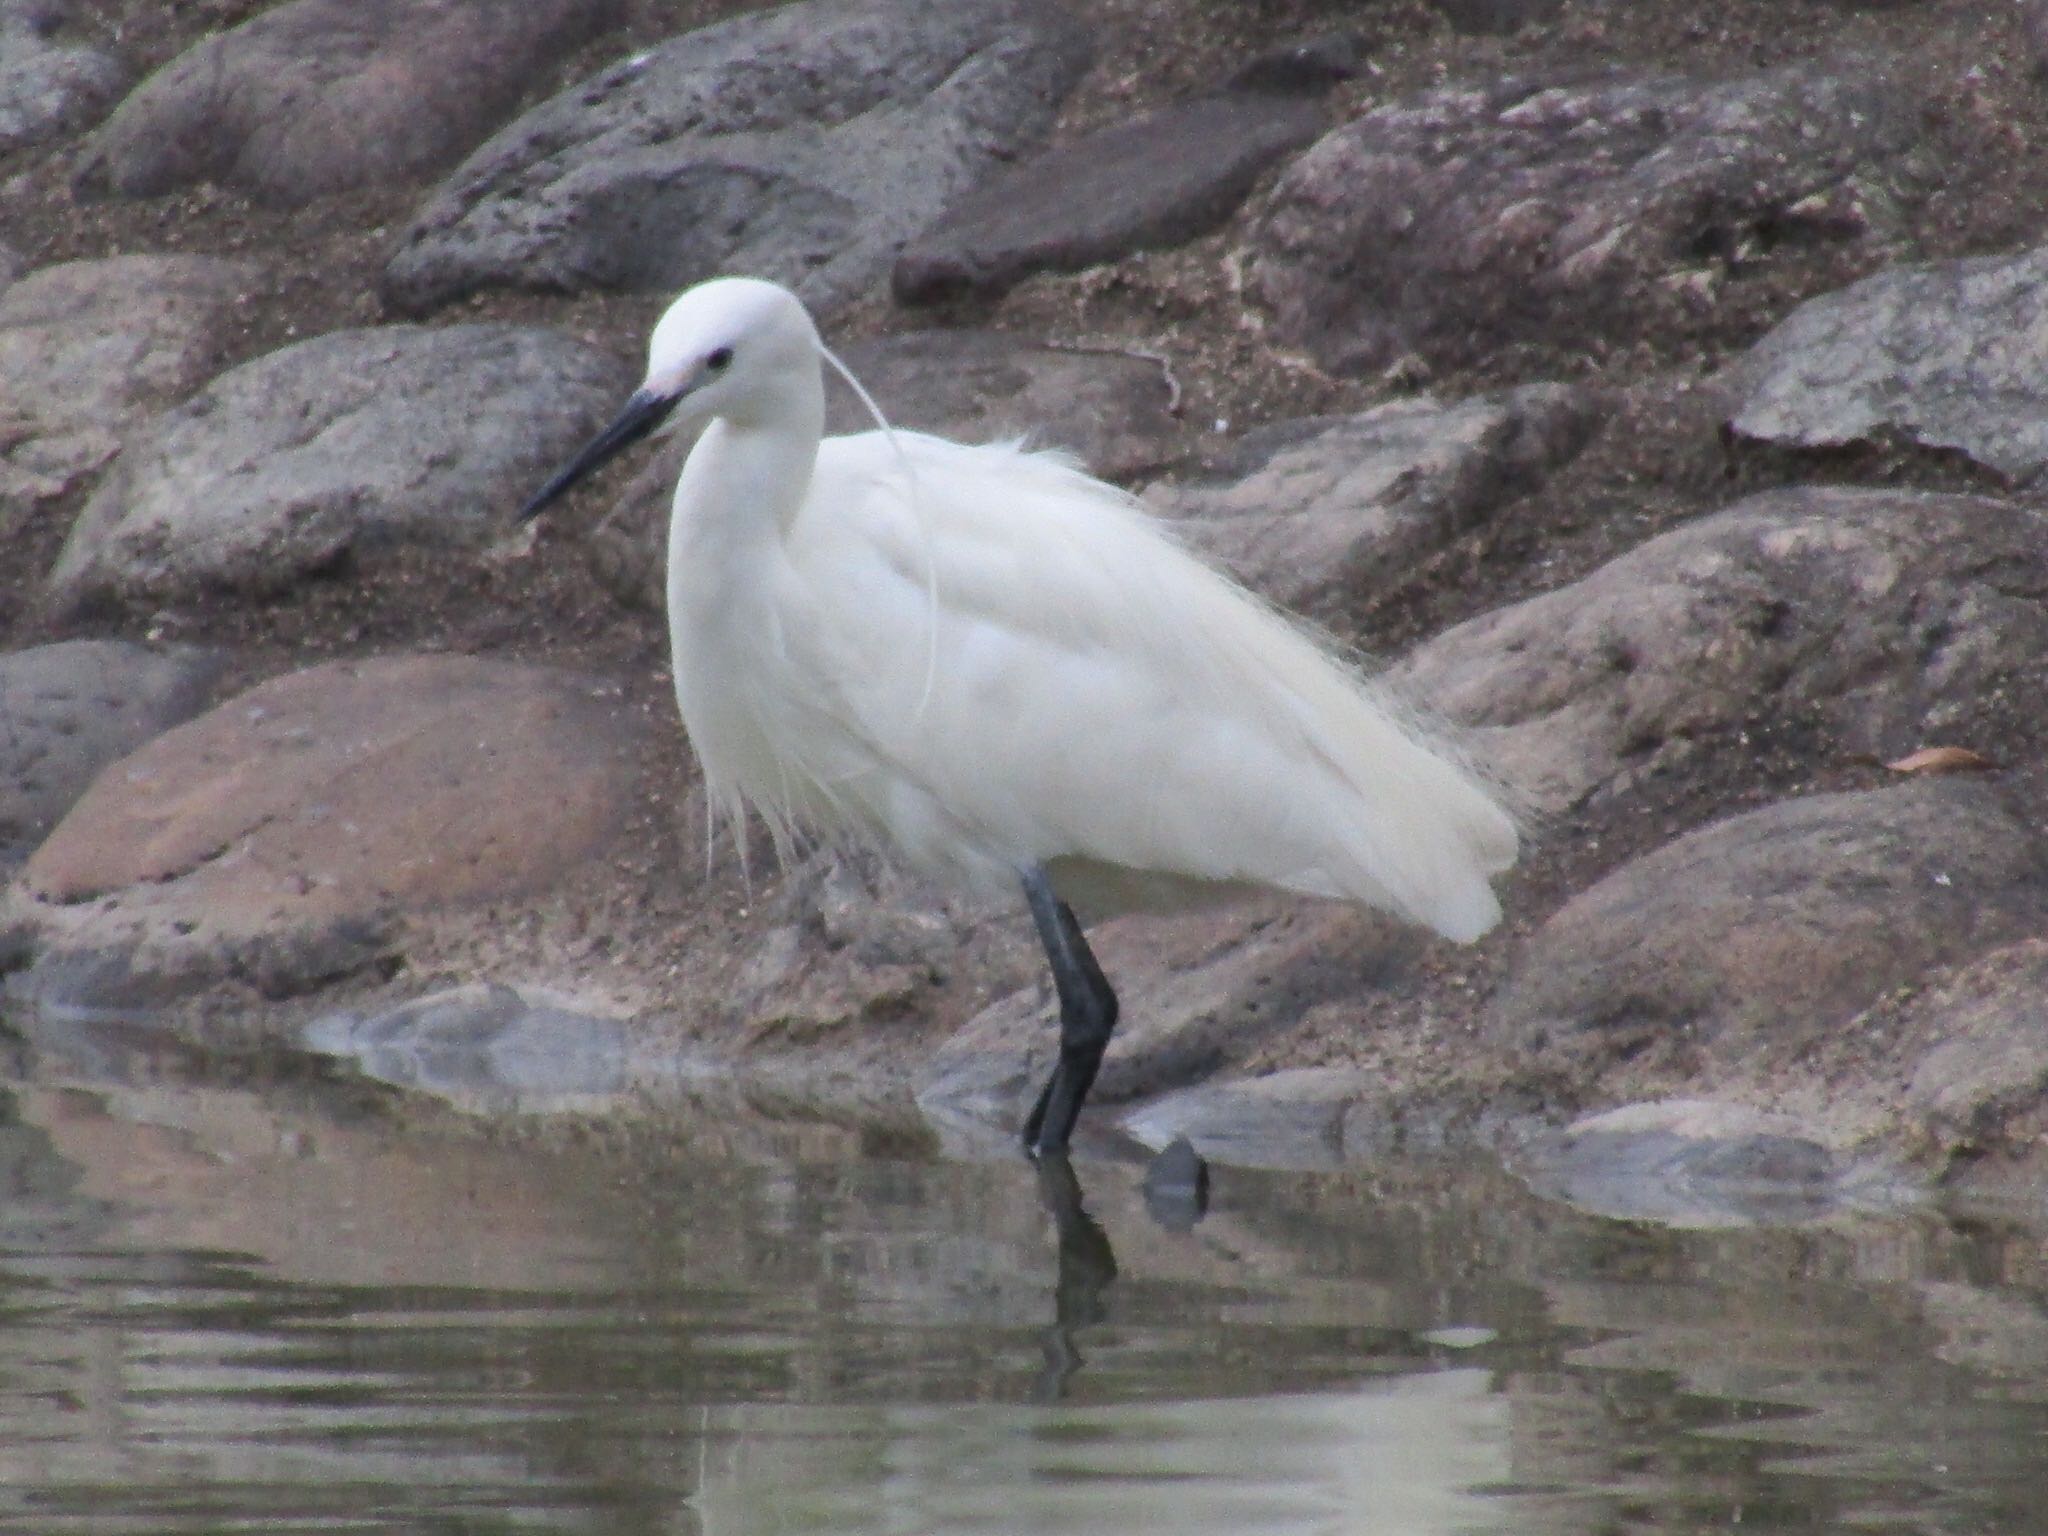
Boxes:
[706,346,734,371]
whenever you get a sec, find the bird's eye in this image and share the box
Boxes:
[706,346,734,371]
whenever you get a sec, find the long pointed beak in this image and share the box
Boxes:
[519,387,680,523]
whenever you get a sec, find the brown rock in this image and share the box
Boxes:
[9,655,647,1003]
[1490,781,2048,1084]
[73,0,624,207]
[1249,58,1917,373]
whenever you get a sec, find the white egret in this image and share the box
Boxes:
[520,277,1518,1157]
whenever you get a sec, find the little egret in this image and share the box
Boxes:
[520,277,1518,1157]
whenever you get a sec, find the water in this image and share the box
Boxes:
[0,1018,2045,1534]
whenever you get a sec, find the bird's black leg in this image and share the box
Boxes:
[1018,865,1119,1158]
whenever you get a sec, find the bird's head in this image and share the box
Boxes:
[518,276,821,524]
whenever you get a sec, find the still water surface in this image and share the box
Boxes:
[0,1016,2044,1534]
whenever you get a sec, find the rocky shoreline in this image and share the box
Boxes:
[5,0,2047,1218]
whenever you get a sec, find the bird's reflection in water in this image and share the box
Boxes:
[1032,1141,1210,1400]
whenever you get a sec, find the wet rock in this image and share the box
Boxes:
[306,983,631,1114]
[1249,59,1917,373]
[0,0,124,154]
[584,328,1182,610]
[0,254,259,515]
[1140,1136,1210,1229]
[5,655,647,1007]
[1726,244,2048,484]
[1491,781,2048,1088]
[894,88,1326,304]
[382,0,1091,318]
[1121,1067,1373,1170]
[1511,1100,1905,1228]
[73,0,622,207]
[1152,383,1593,612]
[918,900,1414,1132]
[1394,486,2048,812]
[47,323,628,612]
[0,640,228,869]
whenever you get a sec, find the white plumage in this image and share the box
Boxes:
[523,276,1518,1154]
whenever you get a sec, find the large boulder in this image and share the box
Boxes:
[1394,487,2048,812]
[1248,58,1919,373]
[0,254,260,513]
[894,86,1328,304]
[1726,243,2048,484]
[47,323,628,612]
[381,0,1091,317]
[73,0,624,206]
[5,655,650,1007]
[0,0,124,154]
[0,640,228,870]
[1490,781,2048,1090]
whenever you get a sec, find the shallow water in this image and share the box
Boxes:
[1,1015,2045,1535]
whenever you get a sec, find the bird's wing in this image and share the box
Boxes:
[779,432,1517,938]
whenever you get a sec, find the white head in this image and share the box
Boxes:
[519,277,824,522]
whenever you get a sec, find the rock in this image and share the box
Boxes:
[306,983,631,1114]
[1726,244,2048,484]
[1249,59,1917,373]
[1432,0,1565,35]
[73,0,622,207]
[0,640,228,870]
[1490,781,2048,1087]
[0,0,124,154]
[1510,1100,1904,1228]
[584,328,1183,610]
[1894,939,2048,1156]
[1120,1067,1373,1170]
[382,0,1091,318]
[1227,32,1372,95]
[918,899,1415,1132]
[47,323,629,612]
[0,254,260,515]
[1152,383,1592,612]
[894,89,1327,304]
[0,241,19,289]
[1393,486,2048,812]
[5,655,648,1009]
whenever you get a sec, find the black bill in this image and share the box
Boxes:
[519,387,680,523]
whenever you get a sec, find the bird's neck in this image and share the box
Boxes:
[698,370,825,539]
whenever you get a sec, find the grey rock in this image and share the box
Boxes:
[47,323,629,611]
[0,254,260,515]
[584,327,1182,610]
[6,655,650,1008]
[1153,383,1593,612]
[306,983,631,1114]
[0,640,228,869]
[0,0,124,154]
[894,89,1326,304]
[1432,0,1565,35]
[1121,1067,1373,1170]
[382,0,1091,317]
[1394,486,2048,812]
[73,0,623,207]
[1727,244,2048,484]
[1895,939,2048,1155]
[1250,59,1918,373]
[1511,1100,1905,1228]
[1491,781,2048,1082]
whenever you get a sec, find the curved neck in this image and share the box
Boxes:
[703,363,826,538]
